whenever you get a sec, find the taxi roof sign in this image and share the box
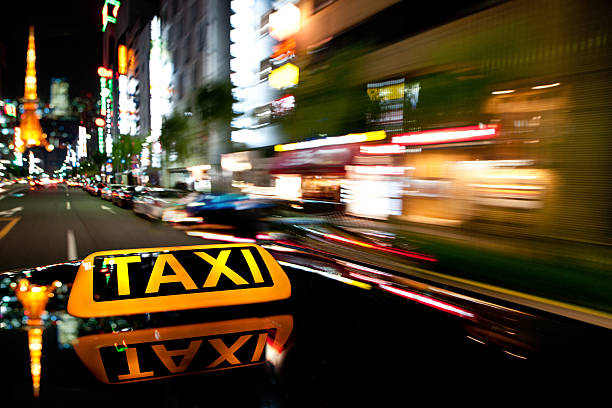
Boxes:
[67,244,291,317]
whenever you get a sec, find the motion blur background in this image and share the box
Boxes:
[0,0,610,313]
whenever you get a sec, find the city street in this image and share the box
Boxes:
[0,184,206,271]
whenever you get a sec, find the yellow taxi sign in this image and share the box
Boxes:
[73,315,293,384]
[67,244,291,317]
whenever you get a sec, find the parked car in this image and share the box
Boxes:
[132,188,191,219]
[113,185,147,208]
[101,184,124,201]
[90,182,106,196]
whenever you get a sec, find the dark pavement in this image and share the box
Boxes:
[0,185,206,271]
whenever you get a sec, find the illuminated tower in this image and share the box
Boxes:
[17,26,52,153]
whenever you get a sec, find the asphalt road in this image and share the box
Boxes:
[0,184,206,271]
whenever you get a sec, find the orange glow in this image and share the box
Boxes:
[20,26,48,150]
[97,66,113,78]
[95,117,106,127]
[28,328,43,397]
[271,37,296,60]
[73,315,293,383]
[67,244,291,318]
[14,279,60,398]
[118,45,127,75]
[14,279,59,325]
[24,26,38,101]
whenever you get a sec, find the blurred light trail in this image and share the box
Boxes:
[531,82,560,89]
[186,231,256,243]
[392,125,498,146]
[278,261,372,290]
[380,284,476,321]
[322,233,437,262]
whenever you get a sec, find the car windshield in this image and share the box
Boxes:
[1,0,611,404]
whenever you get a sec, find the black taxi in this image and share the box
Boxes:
[0,241,610,406]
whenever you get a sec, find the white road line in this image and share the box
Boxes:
[0,206,23,217]
[101,205,116,214]
[66,201,71,210]
[67,230,78,260]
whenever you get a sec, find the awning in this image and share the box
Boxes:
[270,145,358,175]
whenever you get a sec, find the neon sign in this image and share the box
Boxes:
[118,45,127,75]
[392,124,498,146]
[4,103,17,117]
[102,0,121,33]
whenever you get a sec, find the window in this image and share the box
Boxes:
[198,22,206,50]
[185,34,191,63]
[191,0,199,25]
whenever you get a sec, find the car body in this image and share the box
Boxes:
[86,182,106,196]
[0,242,610,405]
[132,188,191,219]
[100,184,124,201]
[182,193,276,222]
[112,185,148,207]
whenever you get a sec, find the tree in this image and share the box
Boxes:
[78,150,106,177]
[112,134,142,174]
[160,113,189,163]
[194,81,237,126]
[193,81,238,193]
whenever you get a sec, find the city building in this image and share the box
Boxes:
[159,0,231,190]
[102,0,157,184]
[49,78,70,117]
[284,0,611,242]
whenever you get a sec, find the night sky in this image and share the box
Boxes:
[0,0,103,102]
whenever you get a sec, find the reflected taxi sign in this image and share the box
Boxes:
[67,244,291,317]
[73,315,293,384]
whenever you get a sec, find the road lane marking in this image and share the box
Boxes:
[0,206,23,217]
[0,217,20,241]
[67,201,71,210]
[101,205,116,214]
[67,229,78,260]
[0,187,27,200]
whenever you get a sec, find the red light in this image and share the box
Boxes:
[323,234,437,262]
[392,124,498,146]
[380,284,477,321]
[95,118,105,127]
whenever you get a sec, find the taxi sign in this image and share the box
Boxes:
[67,244,291,317]
[73,315,293,383]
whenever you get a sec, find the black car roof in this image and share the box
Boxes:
[1,247,611,405]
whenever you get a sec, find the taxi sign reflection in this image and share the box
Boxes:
[73,315,293,384]
[67,244,291,317]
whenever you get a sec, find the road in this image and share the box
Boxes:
[0,184,207,271]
